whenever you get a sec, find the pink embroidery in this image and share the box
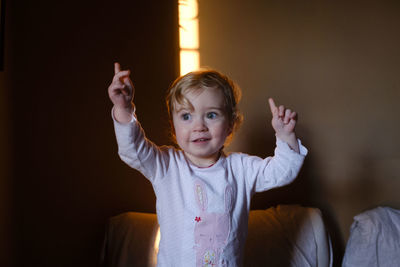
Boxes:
[193,180,233,267]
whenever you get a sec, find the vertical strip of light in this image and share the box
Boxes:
[150,227,161,265]
[152,3,200,262]
[179,0,199,75]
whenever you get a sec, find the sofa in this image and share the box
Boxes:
[100,204,333,267]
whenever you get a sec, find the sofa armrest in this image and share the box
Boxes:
[101,212,159,267]
[245,205,332,267]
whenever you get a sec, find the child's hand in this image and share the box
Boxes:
[268,98,300,153]
[108,62,135,110]
[108,62,135,123]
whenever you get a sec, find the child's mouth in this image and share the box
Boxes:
[193,138,210,143]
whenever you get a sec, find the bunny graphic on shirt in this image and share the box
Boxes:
[193,180,233,267]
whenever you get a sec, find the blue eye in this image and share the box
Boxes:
[182,113,191,120]
[206,112,217,119]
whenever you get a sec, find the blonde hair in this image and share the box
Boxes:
[166,69,243,143]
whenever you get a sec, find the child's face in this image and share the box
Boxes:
[172,87,231,167]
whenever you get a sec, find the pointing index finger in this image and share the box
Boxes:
[114,62,121,74]
[268,98,278,115]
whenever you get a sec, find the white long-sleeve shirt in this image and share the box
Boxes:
[113,113,307,267]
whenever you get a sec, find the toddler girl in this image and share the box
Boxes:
[108,62,307,266]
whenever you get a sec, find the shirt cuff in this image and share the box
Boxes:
[111,106,137,124]
[276,138,308,156]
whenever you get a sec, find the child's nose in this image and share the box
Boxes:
[193,118,208,132]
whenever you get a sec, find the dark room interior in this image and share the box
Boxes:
[1,0,400,266]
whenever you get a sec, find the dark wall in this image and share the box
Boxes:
[5,0,179,266]
[1,0,12,265]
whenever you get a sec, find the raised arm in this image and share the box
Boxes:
[268,98,300,153]
[108,62,135,123]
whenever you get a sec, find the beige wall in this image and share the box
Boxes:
[199,0,400,252]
